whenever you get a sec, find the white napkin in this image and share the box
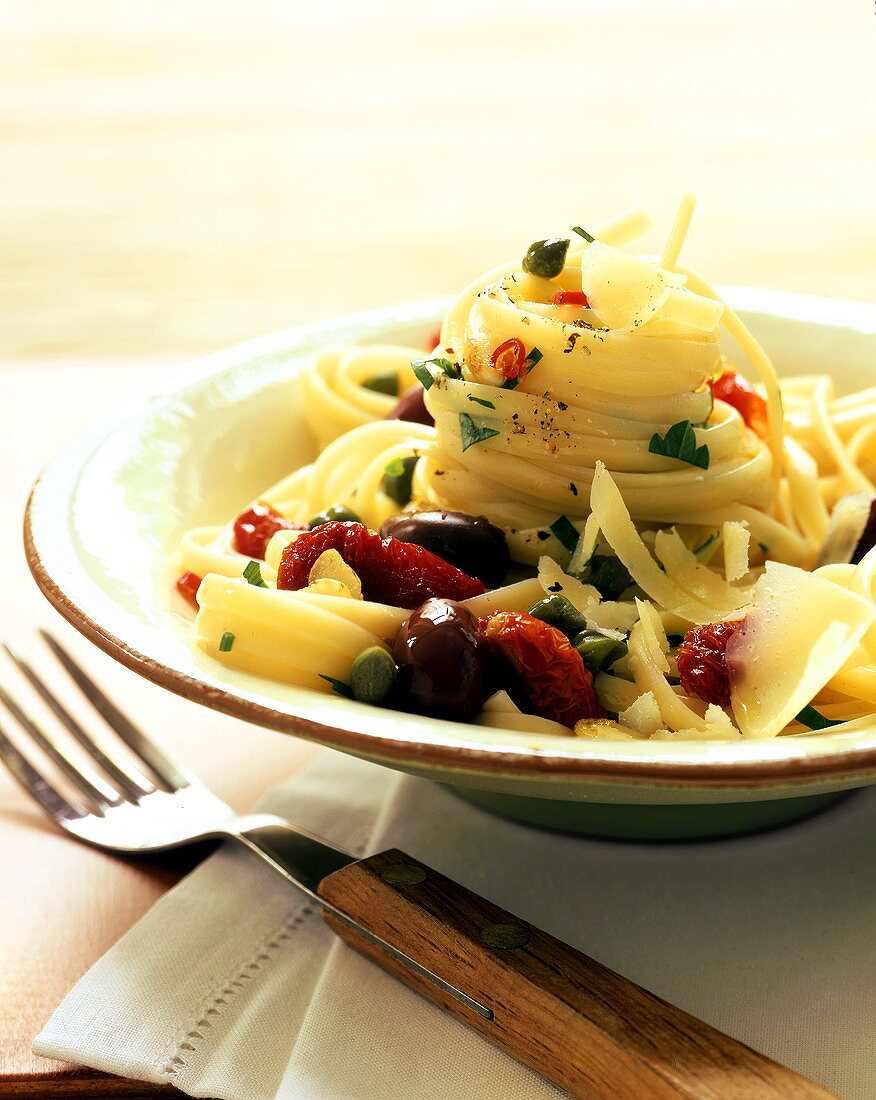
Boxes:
[34,750,875,1099]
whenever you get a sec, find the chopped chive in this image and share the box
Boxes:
[795,705,842,730]
[693,531,720,557]
[525,346,543,367]
[758,542,770,554]
[572,226,595,243]
[649,420,710,470]
[549,515,580,553]
[501,376,519,390]
[319,674,354,699]
[218,631,235,652]
[243,560,268,588]
[459,412,500,452]
[467,394,496,410]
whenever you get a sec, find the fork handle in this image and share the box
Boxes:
[319,849,834,1100]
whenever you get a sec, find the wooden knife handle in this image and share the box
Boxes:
[318,848,834,1099]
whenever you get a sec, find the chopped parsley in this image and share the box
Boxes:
[795,705,842,731]
[218,631,235,652]
[319,674,353,699]
[467,394,496,410]
[410,355,459,389]
[549,515,580,553]
[649,420,710,470]
[459,412,500,452]
[411,359,435,390]
[572,226,595,243]
[243,560,269,588]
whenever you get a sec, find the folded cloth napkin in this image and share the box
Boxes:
[35,750,875,1100]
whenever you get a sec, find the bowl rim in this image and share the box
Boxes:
[24,290,876,790]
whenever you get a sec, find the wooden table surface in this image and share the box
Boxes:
[1,2,874,1096]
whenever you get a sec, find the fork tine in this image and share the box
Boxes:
[3,643,154,802]
[0,685,114,814]
[0,721,84,823]
[39,631,190,792]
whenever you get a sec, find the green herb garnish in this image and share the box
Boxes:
[243,560,268,588]
[549,515,580,553]
[362,370,399,397]
[522,238,569,279]
[649,420,710,470]
[218,631,235,652]
[572,226,595,243]
[692,531,720,558]
[758,542,770,555]
[467,394,495,410]
[576,554,633,600]
[501,346,542,389]
[795,705,842,731]
[459,412,500,452]
[319,674,354,699]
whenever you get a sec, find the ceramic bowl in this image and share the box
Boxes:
[25,291,876,839]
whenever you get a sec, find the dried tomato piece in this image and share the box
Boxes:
[481,610,604,727]
[233,502,302,559]
[176,571,202,609]
[676,618,744,706]
[709,368,768,440]
[276,521,485,608]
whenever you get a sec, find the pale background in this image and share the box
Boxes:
[3,0,875,361]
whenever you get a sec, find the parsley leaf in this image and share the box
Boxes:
[411,359,435,390]
[467,394,496,410]
[549,515,580,553]
[649,420,710,470]
[459,412,500,452]
[218,631,235,652]
[319,674,354,699]
[243,560,268,588]
[795,705,842,731]
[411,356,460,391]
[525,346,543,367]
[501,346,542,389]
[572,226,595,243]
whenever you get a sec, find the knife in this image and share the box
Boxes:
[237,817,834,1099]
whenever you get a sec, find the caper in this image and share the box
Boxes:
[527,594,587,639]
[349,646,398,704]
[362,370,400,397]
[575,554,633,600]
[522,237,570,279]
[573,629,628,674]
[308,503,360,528]
[381,455,418,507]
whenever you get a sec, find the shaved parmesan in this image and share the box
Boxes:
[722,521,751,583]
[580,243,685,330]
[727,562,876,738]
[481,690,521,714]
[537,556,599,614]
[619,691,663,735]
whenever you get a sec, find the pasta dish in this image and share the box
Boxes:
[175,198,876,741]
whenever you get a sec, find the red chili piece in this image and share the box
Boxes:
[490,337,527,379]
[551,290,590,307]
[709,369,769,440]
[276,521,485,608]
[176,571,203,609]
[676,618,744,706]
[233,502,302,559]
[425,324,443,350]
[481,611,605,727]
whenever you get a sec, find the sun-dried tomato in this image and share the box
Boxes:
[481,610,604,727]
[676,618,744,706]
[709,368,768,440]
[552,290,590,307]
[276,521,485,608]
[176,571,202,609]
[233,502,302,559]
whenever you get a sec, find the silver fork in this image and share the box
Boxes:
[0,629,486,1016]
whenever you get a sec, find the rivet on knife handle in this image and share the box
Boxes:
[319,848,836,1100]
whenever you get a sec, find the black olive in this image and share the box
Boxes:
[384,385,434,427]
[380,510,510,588]
[392,599,491,721]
